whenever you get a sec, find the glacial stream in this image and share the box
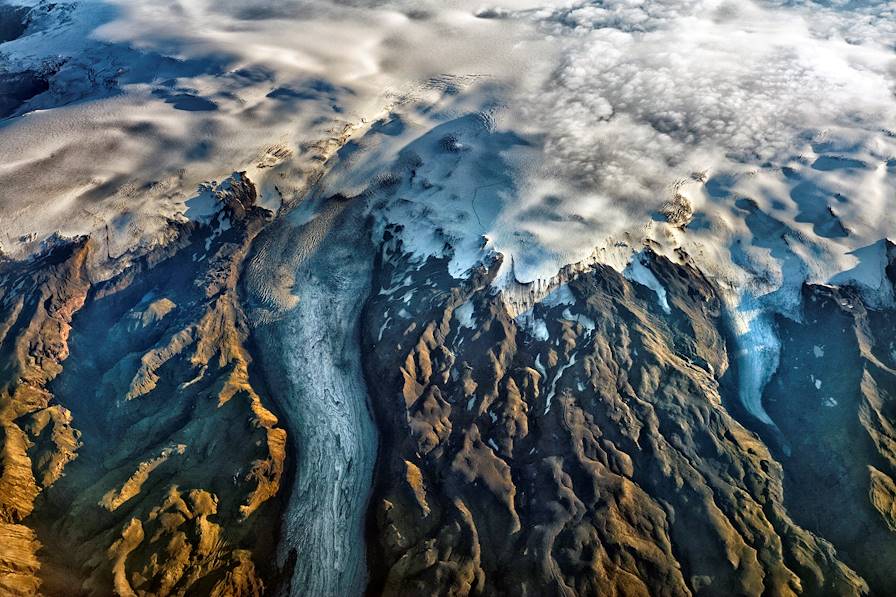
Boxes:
[244,198,377,596]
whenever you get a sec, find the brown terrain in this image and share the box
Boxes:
[0,174,286,596]
[360,228,896,597]
[1,174,895,596]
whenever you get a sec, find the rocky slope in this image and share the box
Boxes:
[0,174,286,595]
[360,228,896,596]
[1,171,896,597]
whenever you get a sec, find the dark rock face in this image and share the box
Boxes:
[0,175,286,595]
[0,2,50,120]
[0,3,29,44]
[0,70,50,119]
[360,229,896,596]
[766,278,896,595]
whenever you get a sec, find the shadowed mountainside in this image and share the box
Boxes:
[0,175,286,595]
[764,246,896,596]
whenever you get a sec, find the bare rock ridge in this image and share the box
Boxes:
[0,173,286,595]
[360,226,896,596]
[0,237,91,595]
[1,168,896,596]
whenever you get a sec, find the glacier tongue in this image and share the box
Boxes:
[727,294,781,429]
[245,199,377,596]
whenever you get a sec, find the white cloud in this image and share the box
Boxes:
[0,0,894,304]
[484,0,896,291]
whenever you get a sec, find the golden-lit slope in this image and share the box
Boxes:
[0,175,285,596]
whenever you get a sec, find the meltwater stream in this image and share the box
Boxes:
[244,198,377,596]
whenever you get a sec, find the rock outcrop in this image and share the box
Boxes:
[360,230,890,596]
[0,237,91,595]
[0,174,287,595]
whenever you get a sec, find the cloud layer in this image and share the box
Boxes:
[0,0,894,305]
[489,1,896,287]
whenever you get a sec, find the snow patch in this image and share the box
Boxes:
[544,351,577,416]
[541,283,575,308]
[624,255,671,314]
[561,308,595,333]
[454,301,476,330]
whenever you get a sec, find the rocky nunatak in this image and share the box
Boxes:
[0,174,286,596]
[361,227,896,596]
